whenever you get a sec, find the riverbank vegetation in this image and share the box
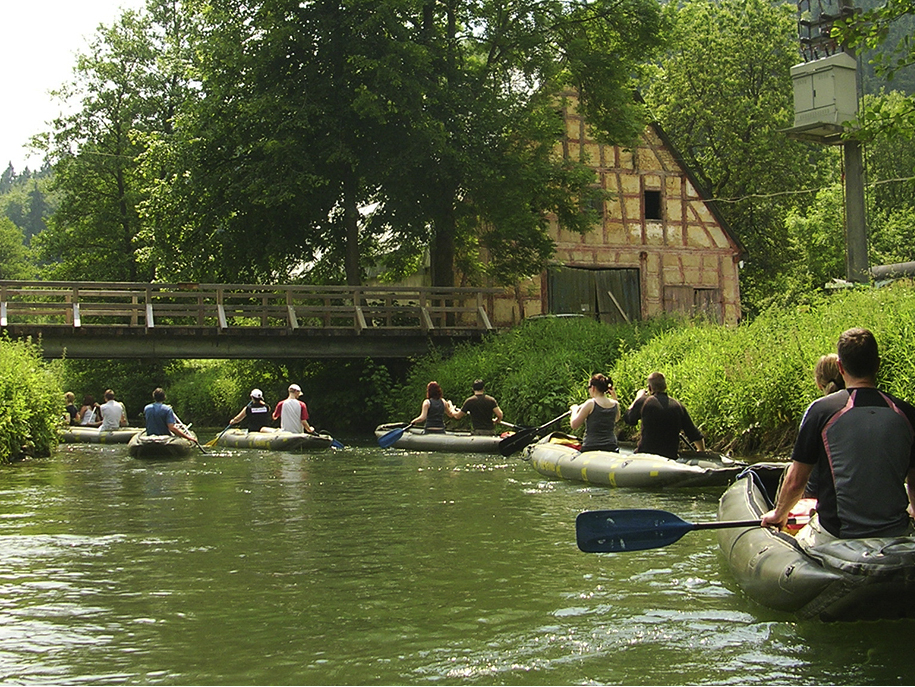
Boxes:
[384,284,915,457]
[0,337,60,461]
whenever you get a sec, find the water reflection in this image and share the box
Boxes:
[0,442,911,684]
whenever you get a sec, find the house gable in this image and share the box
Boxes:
[491,95,743,326]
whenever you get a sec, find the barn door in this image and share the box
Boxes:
[548,267,640,324]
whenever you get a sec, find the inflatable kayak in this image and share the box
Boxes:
[523,432,787,490]
[128,432,198,459]
[215,428,334,451]
[374,423,503,453]
[717,471,915,621]
[59,426,144,444]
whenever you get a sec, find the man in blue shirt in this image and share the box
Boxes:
[144,388,196,442]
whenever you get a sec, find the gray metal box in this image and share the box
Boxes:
[791,52,858,129]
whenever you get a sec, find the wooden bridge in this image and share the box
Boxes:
[0,281,504,359]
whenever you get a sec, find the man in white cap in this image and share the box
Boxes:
[272,384,314,434]
[230,388,273,432]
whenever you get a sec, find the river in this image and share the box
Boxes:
[0,439,910,685]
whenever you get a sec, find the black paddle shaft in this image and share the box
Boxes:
[498,409,572,457]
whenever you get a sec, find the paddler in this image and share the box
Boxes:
[761,328,915,546]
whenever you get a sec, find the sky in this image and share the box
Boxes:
[2,0,145,172]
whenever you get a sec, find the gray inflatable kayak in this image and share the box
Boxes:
[374,423,503,453]
[523,432,787,489]
[717,471,915,621]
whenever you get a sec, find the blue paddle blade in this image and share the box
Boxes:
[576,509,694,553]
[377,425,408,448]
[331,439,345,449]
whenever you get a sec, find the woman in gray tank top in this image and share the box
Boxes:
[569,374,620,452]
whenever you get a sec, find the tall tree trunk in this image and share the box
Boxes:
[343,168,361,286]
[431,198,455,287]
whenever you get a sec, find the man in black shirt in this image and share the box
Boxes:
[624,372,705,459]
[761,328,915,544]
[453,380,503,434]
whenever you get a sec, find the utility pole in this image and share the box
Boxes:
[788,0,868,283]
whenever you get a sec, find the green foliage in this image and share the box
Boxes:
[52,358,171,426]
[0,165,56,247]
[0,336,61,461]
[0,218,35,279]
[383,315,679,427]
[834,1,915,141]
[641,0,837,317]
[52,356,406,434]
[615,283,915,455]
[33,0,194,282]
[384,284,915,455]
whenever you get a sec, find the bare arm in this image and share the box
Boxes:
[167,422,196,442]
[410,399,430,426]
[907,467,915,518]
[761,461,814,529]
[230,408,246,425]
[569,399,592,430]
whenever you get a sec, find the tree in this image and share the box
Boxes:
[32,0,194,281]
[641,0,837,316]
[834,0,915,140]
[0,218,34,279]
[142,0,666,287]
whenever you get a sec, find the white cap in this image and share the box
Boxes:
[289,384,302,392]
[250,388,263,399]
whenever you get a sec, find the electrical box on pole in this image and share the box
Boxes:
[785,0,868,283]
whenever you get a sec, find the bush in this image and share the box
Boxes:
[384,315,679,428]
[385,283,915,456]
[0,336,61,461]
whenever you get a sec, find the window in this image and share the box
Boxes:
[644,190,662,220]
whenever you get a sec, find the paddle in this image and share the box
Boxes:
[314,429,344,449]
[174,413,206,454]
[377,422,416,448]
[204,423,235,448]
[575,509,795,553]
[498,410,572,457]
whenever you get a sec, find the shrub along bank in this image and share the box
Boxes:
[0,337,61,461]
[384,283,915,457]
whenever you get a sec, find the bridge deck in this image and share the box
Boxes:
[0,281,504,358]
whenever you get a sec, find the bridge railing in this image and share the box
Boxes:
[0,281,502,334]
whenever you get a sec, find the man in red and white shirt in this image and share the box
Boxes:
[273,384,314,434]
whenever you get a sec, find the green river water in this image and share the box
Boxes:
[0,439,911,685]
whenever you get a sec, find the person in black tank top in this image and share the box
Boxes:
[230,388,274,432]
[570,374,620,452]
[410,381,458,433]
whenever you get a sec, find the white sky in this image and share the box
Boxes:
[1,0,145,172]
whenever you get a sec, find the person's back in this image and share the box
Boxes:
[461,394,498,433]
[624,393,696,459]
[99,390,126,431]
[762,327,915,542]
[99,400,125,431]
[425,397,446,432]
[246,401,272,431]
[144,389,175,436]
[794,387,915,537]
[273,384,312,434]
[582,401,618,452]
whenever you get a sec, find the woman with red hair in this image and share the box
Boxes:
[410,381,458,433]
